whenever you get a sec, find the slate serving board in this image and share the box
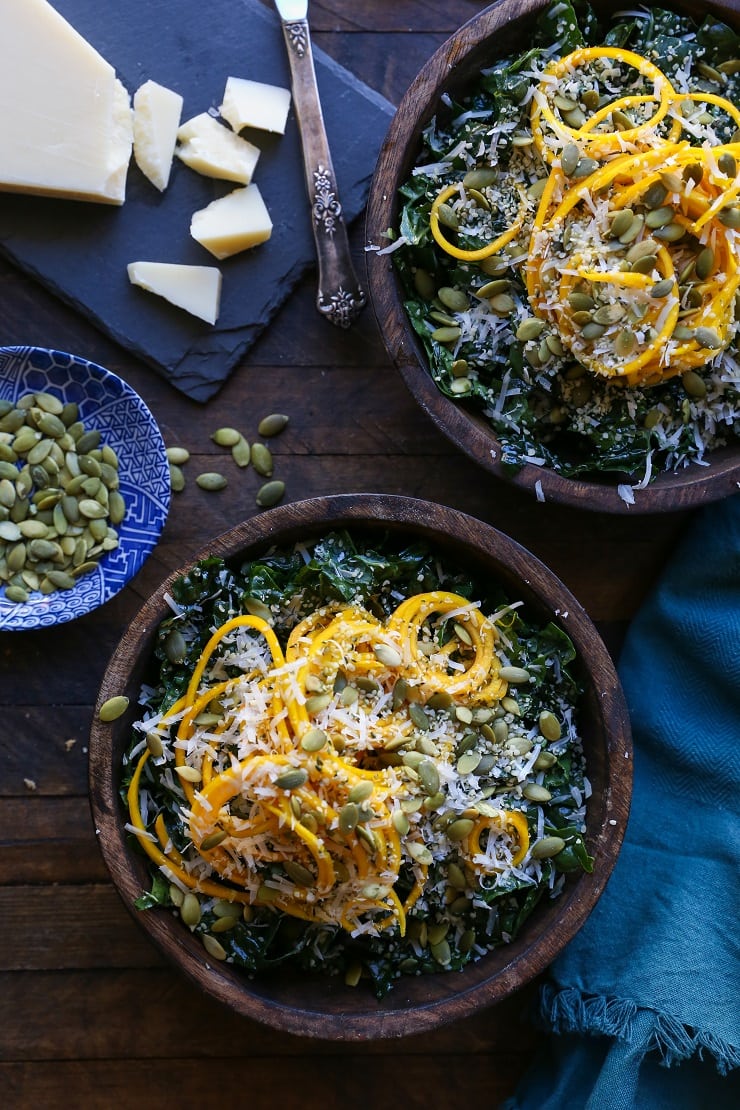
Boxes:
[0,0,394,402]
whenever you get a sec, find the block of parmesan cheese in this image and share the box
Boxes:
[190,185,273,260]
[127,261,222,325]
[0,0,133,204]
[219,77,292,135]
[133,80,183,192]
[176,113,260,184]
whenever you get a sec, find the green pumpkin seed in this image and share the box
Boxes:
[615,329,636,357]
[490,293,516,315]
[695,327,723,350]
[196,472,227,492]
[99,695,130,722]
[339,802,360,833]
[538,710,562,741]
[374,642,402,668]
[4,584,28,603]
[573,157,598,178]
[522,783,552,802]
[531,836,566,859]
[256,412,288,437]
[681,370,707,398]
[644,203,675,230]
[612,209,639,240]
[438,286,468,313]
[166,446,190,465]
[534,751,558,770]
[717,152,737,177]
[447,818,475,843]
[560,142,580,177]
[643,181,668,209]
[653,222,686,242]
[301,728,328,753]
[211,427,241,447]
[231,436,252,468]
[276,768,308,790]
[409,702,430,731]
[251,443,273,477]
[719,205,740,229]
[593,303,626,324]
[431,325,461,343]
[436,202,459,231]
[201,934,227,961]
[462,167,497,189]
[581,322,607,341]
[283,860,316,887]
[516,317,546,342]
[650,278,674,298]
[694,247,715,282]
[180,893,201,927]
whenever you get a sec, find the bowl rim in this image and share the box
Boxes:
[364,0,740,515]
[88,493,632,1039]
[0,344,170,629]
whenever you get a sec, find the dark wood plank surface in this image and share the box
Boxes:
[0,1,693,1106]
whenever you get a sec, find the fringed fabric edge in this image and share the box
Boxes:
[538,984,740,1077]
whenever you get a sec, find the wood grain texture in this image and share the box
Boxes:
[0,0,720,1104]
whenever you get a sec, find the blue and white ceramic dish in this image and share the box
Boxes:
[0,346,170,631]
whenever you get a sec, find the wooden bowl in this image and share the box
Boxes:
[365,0,740,514]
[89,494,631,1039]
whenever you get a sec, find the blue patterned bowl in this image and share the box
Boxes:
[0,346,170,630]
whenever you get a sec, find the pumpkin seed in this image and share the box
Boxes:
[180,893,201,927]
[339,802,360,833]
[256,480,285,508]
[374,642,402,668]
[654,221,685,242]
[560,142,580,176]
[695,327,722,350]
[436,202,458,231]
[467,186,491,209]
[201,934,227,961]
[251,443,273,476]
[413,268,436,300]
[522,783,552,802]
[431,325,461,343]
[4,584,28,603]
[581,322,607,341]
[538,710,562,741]
[175,764,201,783]
[516,317,546,342]
[438,286,468,313]
[447,818,475,843]
[301,728,328,752]
[573,156,598,178]
[650,278,674,298]
[457,751,482,775]
[166,445,190,465]
[593,303,626,324]
[276,768,308,790]
[409,702,430,731]
[283,860,316,887]
[681,370,707,398]
[418,759,440,796]
[694,247,715,282]
[615,329,636,357]
[99,695,129,722]
[462,167,497,189]
[196,471,227,491]
[718,205,740,229]
[644,205,674,229]
[534,751,558,770]
[531,836,566,859]
[717,152,737,177]
[258,413,289,437]
[643,181,668,209]
[211,427,242,449]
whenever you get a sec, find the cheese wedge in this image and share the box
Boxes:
[0,0,133,204]
[190,185,273,260]
[127,262,222,325]
[220,77,292,135]
[176,113,260,184]
[133,80,183,192]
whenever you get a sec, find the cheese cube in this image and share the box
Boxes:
[219,77,292,135]
[176,113,260,184]
[133,80,183,192]
[190,185,273,260]
[0,0,133,204]
[127,262,222,325]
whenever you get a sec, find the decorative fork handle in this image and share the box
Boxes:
[280,18,366,327]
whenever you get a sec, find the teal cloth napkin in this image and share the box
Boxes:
[504,493,740,1109]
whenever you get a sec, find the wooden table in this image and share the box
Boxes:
[0,2,693,1105]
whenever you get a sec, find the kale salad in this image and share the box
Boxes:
[122,532,591,998]
[389,1,740,495]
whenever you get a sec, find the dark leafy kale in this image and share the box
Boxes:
[126,533,588,998]
[392,2,740,482]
